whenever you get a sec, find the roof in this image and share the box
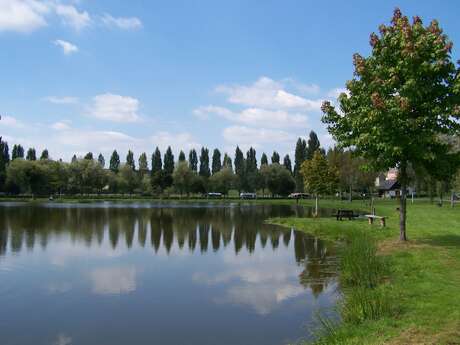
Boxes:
[378,179,400,191]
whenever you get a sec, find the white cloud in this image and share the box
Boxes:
[53,333,72,345]
[101,13,142,30]
[327,87,349,99]
[149,131,201,152]
[45,96,79,104]
[90,266,137,295]
[216,76,323,111]
[53,39,78,55]
[89,93,141,122]
[51,121,71,131]
[55,4,90,31]
[223,126,293,149]
[0,115,23,128]
[0,0,49,33]
[194,105,307,128]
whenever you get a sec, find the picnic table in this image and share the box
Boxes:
[334,209,358,221]
[365,214,386,227]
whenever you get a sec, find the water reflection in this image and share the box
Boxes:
[0,203,338,345]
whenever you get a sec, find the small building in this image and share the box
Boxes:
[377,179,401,198]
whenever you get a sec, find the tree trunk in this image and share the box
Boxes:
[399,163,408,241]
[315,195,318,217]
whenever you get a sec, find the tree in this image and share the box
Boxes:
[151,147,162,175]
[173,161,194,196]
[301,151,338,216]
[118,164,138,194]
[209,167,235,196]
[189,149,198,172]
[322,9,460,240]
[97,153,105,168]
[265,164,296,197]
[294,138,307,191]
[163,146,174,175]
[71,154,77,164]
[199,147,210,178]
[283,154,292,173]
[26,148,36,161]
[223,153,232,170]
[12,144,24,160]
[178,150,186,162]
[84,152,93,160]
[245,147,258,192]
[261,153,268,166]
[234,146,245,192]
[109,150,120,173]
[271,151,280,164]
[211,148,222,175]
[0,138,9,191]
[40,149,49,160]
[306,131,321,160]
[138,152,148,177]
[126,150,135,170]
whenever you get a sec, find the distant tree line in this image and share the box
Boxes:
[1,131,457,199]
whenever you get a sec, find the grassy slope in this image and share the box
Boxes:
[270,199,460,345]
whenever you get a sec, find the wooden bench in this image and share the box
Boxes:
[334,209,357,221]
[365,215,386,227]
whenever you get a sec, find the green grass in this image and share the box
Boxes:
[270,199,460,345]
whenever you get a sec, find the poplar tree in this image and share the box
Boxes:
[271,151,280,164]
[138,152,148,176]
[178,150,186,162]
[84,152,93,160]
[12,144,24,160]
[126,150,135,170]
[151,147,162,175]
[211,148,222,175]
[97,153,105,168]
[283,154,292,173]
[223,153,233,171]
[26,148,36,161]
[294,138,307,191]
[40,149,49,160]
[261,153,268,166]
[163,146,175,175]
[110,150,120,172]
[199,147,210,177]
[306,131,321,160]
[188,149,198,172]
[234,146,245,192]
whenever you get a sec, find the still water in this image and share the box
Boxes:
[0,202,338,345]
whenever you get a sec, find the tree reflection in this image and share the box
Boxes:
[0,203,338,295]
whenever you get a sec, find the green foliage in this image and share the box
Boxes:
[97,153,105,168]
[178,150,186,162]
[11,144,24,160]
[40,149,49,160]
[222,153,232,170]
[271,151,280,164]
[260,153,268,165]
[294,138,307,191]
[199,147,210,177]
[126,150,135,170]
[307,131,321,160]
[283,154,292,173]
[211,148,222,175]
[301,151,338,196]
[138,152,148,176]
[209,167,235,195]
[84,152,93,160]
[26,148,36,161]
[173,161,194,195]
[188,149,198,172]
[151,147,162,175]
[0,138,9,191]
[260,163,295,197]
[109,150,120,173]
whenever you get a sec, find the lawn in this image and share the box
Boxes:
[270,199,460,345]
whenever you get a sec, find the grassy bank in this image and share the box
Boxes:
[270,199,460,345]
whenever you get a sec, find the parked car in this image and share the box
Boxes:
[240,192,257,199]
[207,192,223,198]
[288,193,310,199]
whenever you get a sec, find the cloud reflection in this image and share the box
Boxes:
[90,266,137,295]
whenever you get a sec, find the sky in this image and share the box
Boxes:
[1,0,459,164]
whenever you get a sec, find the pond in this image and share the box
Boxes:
[0,202,339,345]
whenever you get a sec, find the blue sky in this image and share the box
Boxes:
[1,0,459,163]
